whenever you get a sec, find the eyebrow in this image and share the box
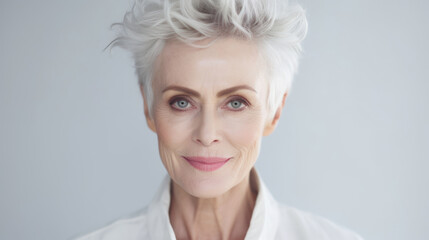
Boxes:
[162,85,256,98]
[216,85,256,97]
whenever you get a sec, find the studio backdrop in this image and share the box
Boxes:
[0,0,428,239]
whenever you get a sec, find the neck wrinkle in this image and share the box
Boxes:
[169,170,259,240]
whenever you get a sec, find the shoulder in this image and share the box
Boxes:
[74,208,150,240]
[276,204,364,240]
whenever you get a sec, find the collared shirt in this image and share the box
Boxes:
[76,168,364,240]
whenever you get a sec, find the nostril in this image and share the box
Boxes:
[195,138,219,146]
[193,114,220,146]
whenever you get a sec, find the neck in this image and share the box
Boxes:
[169,172,258,240]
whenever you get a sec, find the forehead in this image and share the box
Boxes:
[153,37,267,90]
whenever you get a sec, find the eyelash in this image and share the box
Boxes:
[168,95,250,112]
[223,96,250,111]
[169,96,195,111]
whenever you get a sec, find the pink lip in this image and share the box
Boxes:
[183,156,231,172]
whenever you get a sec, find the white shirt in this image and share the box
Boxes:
[76,168,364,240]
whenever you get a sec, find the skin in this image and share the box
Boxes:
[139,37,287,240]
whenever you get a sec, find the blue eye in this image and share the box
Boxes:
[229,100,242,109]
[170,97,192,110]
[176,100,189,108]
[226,98,247,110]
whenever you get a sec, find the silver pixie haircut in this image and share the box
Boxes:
[109,0,307,118]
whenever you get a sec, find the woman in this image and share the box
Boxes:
[78,0,363,239]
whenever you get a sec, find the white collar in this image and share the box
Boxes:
[145,167,280,240]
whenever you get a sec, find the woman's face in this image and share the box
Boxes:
[144,37,279,198]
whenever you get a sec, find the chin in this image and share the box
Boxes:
[177,173,235,199]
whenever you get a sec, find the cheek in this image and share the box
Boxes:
[222,111,266,147]
[227,125,262,180]
[221,111,265,172]
[153,105,195,148]
[153,108,197,180]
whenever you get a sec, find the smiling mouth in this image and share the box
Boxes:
[182,156,231,172]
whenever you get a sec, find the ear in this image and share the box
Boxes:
[139,84,157,133]
[263,92,288,136]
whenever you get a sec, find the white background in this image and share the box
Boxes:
[0,0,428,239]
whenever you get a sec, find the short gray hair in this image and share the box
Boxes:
[109,0,308,118]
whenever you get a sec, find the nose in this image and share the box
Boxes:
[193,108,220,146]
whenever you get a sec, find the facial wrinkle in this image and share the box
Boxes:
[151,37,271,239]
[171,170,256,240]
